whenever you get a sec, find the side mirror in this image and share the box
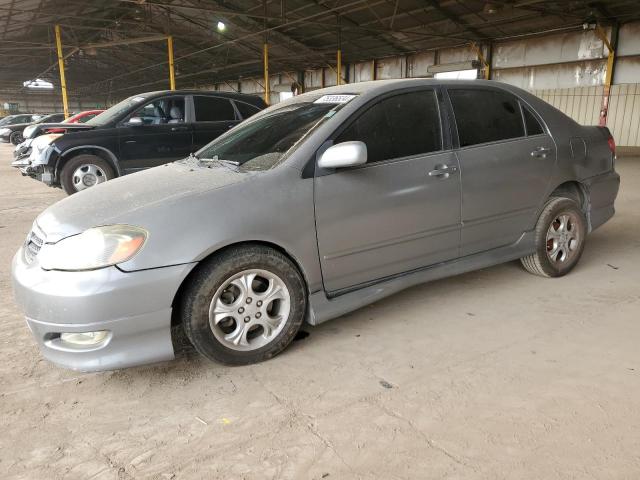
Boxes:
[126,117,143,126]
[318,141,367,169]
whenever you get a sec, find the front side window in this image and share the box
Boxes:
[194,96,236,122]
[336,90,442,163]
[129,97,185,125]
[193,101,346,170]
[449,88,525,147]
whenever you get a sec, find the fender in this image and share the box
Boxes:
[57,145,122,177]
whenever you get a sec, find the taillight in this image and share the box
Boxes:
[607,135,616,156]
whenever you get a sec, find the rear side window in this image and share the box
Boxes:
[194,96,236,122]
[522,105,544,136]
[235,101,261,119]
[449,89,525,147]
[336,90,442,163]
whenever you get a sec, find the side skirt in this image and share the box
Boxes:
[306,231,535,326]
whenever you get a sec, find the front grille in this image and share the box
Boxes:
[24,227,45,264]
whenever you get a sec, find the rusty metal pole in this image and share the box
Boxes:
[336,15,342,85]
[54,25,69,119]
[595,25,618,127]
[167,35,176,90]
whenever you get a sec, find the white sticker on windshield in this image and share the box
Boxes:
[314,94,356,104]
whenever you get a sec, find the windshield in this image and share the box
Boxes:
[86,94,150,126]
[0,116,15,126]
[193,101,346,171]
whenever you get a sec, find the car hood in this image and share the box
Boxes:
[36,161,253,242]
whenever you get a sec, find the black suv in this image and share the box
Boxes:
[12,90,266,194]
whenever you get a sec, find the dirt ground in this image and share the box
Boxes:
[0,142,639,480]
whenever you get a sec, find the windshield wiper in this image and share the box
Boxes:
[198,156,240,167]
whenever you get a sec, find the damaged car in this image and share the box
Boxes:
[12,90,266,194]
[12,79,619,371]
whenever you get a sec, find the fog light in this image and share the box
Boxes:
[60,331,109,346]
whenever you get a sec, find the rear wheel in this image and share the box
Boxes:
[9,131,23,145]
[180,245,307,365]
[520,197,587,277]
[60,154,115,195]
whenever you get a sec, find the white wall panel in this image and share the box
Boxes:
[438,46,475,64]
[407,51,435,78]
[613,57,640,85]
[351,61,375,83]
[304,68,323,90]
[493,30,606,69]
[375,56,403,80]
[618,21,640,56]
[494,59,606,90]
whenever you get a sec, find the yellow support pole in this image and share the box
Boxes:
[167,35,176,90]
[263,42,270,105]
[337,49,342,86]
[54,25,69,119]
[594,25,616,126]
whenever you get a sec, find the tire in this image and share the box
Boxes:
[180,245,307,365]
[60,154,115,195]
[9,131,23,145]
[520,197,587,277]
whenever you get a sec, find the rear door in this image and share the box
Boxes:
[118,95,192,172]
[314,88,461,293]
[446,87,555,255]
[191,95,240,151]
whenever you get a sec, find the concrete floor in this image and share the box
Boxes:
[1,142,639,480]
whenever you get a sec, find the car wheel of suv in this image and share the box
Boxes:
[520,197,587,277]
[9,131,23,145]
[180,244,307,365]
[60,154,115,195]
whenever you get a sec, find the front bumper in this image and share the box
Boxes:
[12,247,195,371]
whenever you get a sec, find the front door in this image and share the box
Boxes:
[314,89,462,293]
[118,95,192,173]
[447,87,555,255]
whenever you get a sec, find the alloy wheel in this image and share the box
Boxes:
[208,269,291,351]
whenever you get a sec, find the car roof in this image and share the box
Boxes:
[141,89,265,106]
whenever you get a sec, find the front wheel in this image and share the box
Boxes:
[180,245,307,365]
[520,197,587,277]
[60,154,115,195]
[9,131,23,145]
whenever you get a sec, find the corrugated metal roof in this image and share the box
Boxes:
[0,0,637,96]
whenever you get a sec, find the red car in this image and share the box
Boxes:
[45,109,104,133]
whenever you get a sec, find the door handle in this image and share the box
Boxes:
[531,146,551,158]
[428,164,458,178]
[171,126,189,132]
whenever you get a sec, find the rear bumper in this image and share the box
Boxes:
[586,170,620,231]
[12,247,196,371]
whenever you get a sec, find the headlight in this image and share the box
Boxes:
[23,125,35,138]
[39,225,147,271]
[0,127,10,135]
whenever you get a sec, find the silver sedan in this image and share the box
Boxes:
[12,79,620,371]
